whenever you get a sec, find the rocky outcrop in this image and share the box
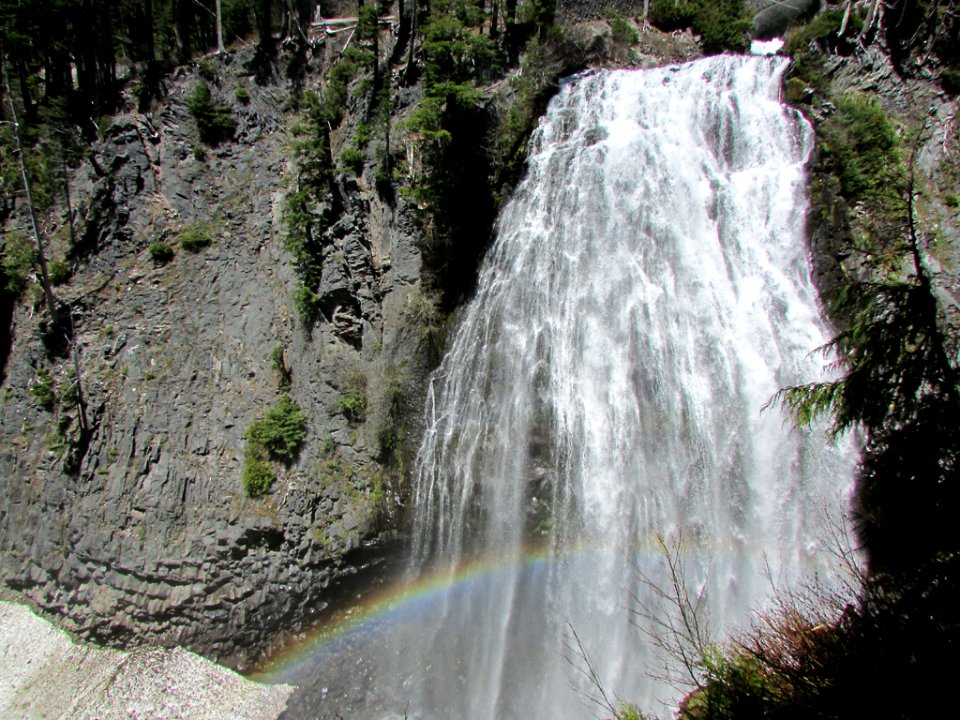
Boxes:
[0,47,427,668]
[752,0,819,40]
[799,38,960,356]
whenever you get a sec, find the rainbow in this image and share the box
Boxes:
[250,545,556,684]
[248,537,749,685]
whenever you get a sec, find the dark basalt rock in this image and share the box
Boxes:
[0,47,426,669]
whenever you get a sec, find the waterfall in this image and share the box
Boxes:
[277,55,856,720]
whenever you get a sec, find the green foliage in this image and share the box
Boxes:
[942,67,960,94]
[649,0,697,31]
[1,231,37,296]
[340,145,367,175]
[235,85,250,104]
[246,395,308,464]
[421,9,499,88]
[319,51,363,126]
[271,344,291,389]
[292,284,321,327]
[403,288,450,367]
[784,8,864,58]
[196,58,217,81]
[614,703,644,720]
[47,259,70,286]
[178,225,212,252]
[607,13,639,45]
[148,241,174,263]
[404,96,454,151]
[242,447,276,498]
[694,646,786,718]
[377,364,410,472]
[783,9,864,92]
[490,28,572,180]
[283,90,335,326]
[29,367,56,411]
[187,82,236,145]
[340,375,368,424]
[819,95,903,200]
[649,0,754,54]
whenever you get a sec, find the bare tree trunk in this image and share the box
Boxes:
[3,64,58,318]
[215,0,225,53]
[69,312,89,433]
[62,157,75,248]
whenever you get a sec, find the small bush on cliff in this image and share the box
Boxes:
[178,225,213,252]
[246,395,308,464]
[148,241,174,263]
[783,9,864,93]
[649,0,753,54]
[242,396,308,497]
[339,374,368,424]
[2,231,37,296]
[187,82,236,145]
[29,367,56,411]
[242,447,276,498]
[819,94,902,201]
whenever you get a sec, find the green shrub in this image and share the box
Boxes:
[29,367,56,410]
[196,58,217,81]
[271,344,291,389]
[242,448,276,497]
[1,231,37,295]
[178,226,212,252]
[820,94,902,200]
[246,395,308,464]
[942,67,960,95]
[649,0,753,54]
[339,376,367,424]
[690,646,784,719]
[784,8,863,58]
[608,15,639,45]
[293,285,320,327]
[48,259,70,285]
[340,145,366,175]
[783,9,863,92]
[187,82,237,145]
[148,241,174,263]
[235,85,250,104]
[649,0,696,30]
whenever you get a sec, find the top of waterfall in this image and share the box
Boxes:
[751,37,785,55]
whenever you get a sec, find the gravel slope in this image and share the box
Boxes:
[0,601,293,719]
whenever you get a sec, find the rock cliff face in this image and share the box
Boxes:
[0,47,427,668]
[802,40,960,353]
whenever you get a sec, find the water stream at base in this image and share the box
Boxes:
[271,55,857,720]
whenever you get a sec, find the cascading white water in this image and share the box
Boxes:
[398,54,854,719]
[277,55,856,720]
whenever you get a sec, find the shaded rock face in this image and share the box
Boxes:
[801,43,960,356]
[0,50,426,668]
[752,0,818,40]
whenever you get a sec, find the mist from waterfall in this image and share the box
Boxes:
[278,55,857,720]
